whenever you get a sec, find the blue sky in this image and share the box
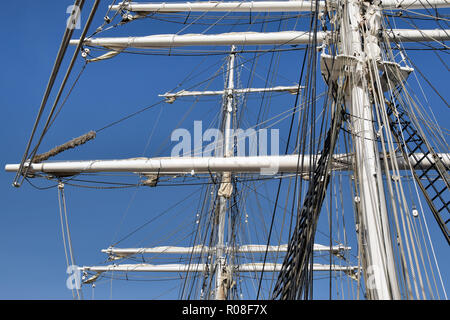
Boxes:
[0,1,449,300]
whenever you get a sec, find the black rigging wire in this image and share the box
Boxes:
[145,12,313,26]
[13,0,87,187]
[111,188,201,247]
[256,28,311,302]
[85,45,308,57]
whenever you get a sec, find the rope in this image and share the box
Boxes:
[57,182,82,300]
[13,0,86,187]
[22,1,100,183]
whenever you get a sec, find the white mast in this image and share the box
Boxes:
[214,45,236,300]
[342,0,400,299]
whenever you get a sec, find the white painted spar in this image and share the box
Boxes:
[4,155,318,174]
[69,29,450,49]
[109,0,450,12]
[69,31,322,48]
[381,0,450,9]
[101,244,350,256]
[110,1,324,12]
[81,263,359,273]
[5,153,450,174]
[160,85,303,100]
[386,29,450,42]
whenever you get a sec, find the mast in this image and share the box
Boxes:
[215,45,236,300]
[342,0,400,299]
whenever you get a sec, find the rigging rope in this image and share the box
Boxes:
[33,131,96,163]
[57,182,82,300]
[273,98,345,300]
[23,1,100,181]
[13,0,87,187]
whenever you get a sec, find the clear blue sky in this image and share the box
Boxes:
[0,1,448,300]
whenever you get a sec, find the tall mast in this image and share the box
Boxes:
[215,45,236,300]
[342,0,400,299]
